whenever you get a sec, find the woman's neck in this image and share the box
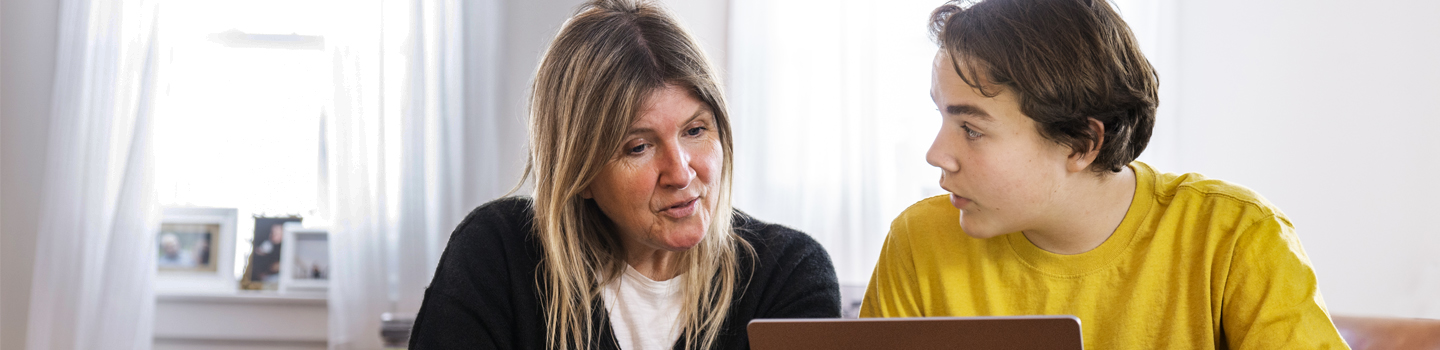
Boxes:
[625,247,683,281]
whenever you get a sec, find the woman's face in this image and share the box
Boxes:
[585,84,723,253]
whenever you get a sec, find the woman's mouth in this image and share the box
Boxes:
[661,198,699,218]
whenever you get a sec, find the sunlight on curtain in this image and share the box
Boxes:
[325,0,467,347]
[28,0,161,348]
[729,0,1179,285]
[729,0,947,285]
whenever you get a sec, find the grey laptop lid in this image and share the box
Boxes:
[748,315,1083,350]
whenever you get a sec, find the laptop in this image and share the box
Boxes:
[748,315,1083,350]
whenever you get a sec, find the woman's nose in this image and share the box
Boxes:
[657,144,695,189]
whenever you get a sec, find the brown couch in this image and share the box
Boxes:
[1334,315,1440,350]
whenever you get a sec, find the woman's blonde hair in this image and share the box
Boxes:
[521,0,748,349]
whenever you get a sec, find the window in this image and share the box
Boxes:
[153,0,329,280]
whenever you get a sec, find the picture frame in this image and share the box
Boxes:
[241,216,303,290]
[280,225,329,292]
[155,207,237,293]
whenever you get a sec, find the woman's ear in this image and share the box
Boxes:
[1066,118,1105,173]
[580,188,594,199]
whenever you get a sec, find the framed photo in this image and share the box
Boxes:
[280,226,329,292]
[241,216,302,290]
[156,207,237,293]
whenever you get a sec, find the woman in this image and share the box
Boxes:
[407,0,841,349]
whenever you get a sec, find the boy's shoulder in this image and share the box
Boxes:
[893,195,963,232]
[1141,162,1289,223]
[901,194,960,219]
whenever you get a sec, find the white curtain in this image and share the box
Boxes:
[324,0,469,348]
[728,0,947,285]
[26,0,162,349]
[727,0,1179,286]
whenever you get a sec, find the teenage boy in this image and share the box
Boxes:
[860,0,1349,348]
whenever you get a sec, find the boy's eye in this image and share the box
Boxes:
[961,124,982,139]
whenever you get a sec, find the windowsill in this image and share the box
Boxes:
[156,289,327,306]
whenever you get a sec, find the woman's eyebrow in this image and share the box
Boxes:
[683,108,711,126]
[625,106,712,136]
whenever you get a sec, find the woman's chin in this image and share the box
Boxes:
[659,225,707,251]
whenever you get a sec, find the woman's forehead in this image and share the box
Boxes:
[629,86,709,130]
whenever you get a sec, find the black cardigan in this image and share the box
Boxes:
[408,197,841,349]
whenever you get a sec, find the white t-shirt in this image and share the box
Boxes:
[600,265,684,350]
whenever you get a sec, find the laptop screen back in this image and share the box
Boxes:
[748,315,1083,350]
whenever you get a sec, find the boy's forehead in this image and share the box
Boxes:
[931,51,1024,126]
[931,50,1002,95]
[932,49,949,66]
[929,50,960,102]
[932,52,992,101]
[930,49,953,82]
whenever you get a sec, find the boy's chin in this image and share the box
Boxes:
[958,215,1006,239]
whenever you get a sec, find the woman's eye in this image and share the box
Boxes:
[628,144,647,154]
[686,126,706,136]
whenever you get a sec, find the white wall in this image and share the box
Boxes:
[0,0,58,349]
[1164,0,1440,318]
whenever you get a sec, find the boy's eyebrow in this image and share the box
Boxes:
[946,104,994,121]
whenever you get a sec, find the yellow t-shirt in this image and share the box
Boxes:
[860,161,1348,349]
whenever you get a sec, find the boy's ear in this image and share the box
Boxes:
[1066,118,1105,173]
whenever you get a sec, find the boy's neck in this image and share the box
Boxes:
[1022,165,1137,255]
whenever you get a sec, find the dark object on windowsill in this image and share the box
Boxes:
[381,312,416,349]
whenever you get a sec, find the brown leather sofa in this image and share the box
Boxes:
[1334,315,1440,350]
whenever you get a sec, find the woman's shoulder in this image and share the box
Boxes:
[464,195,534,225]
[726,210,840,321]
[470,195,533,216]
[448,196,536,250]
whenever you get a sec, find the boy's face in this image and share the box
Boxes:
[927,51,1078,239]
